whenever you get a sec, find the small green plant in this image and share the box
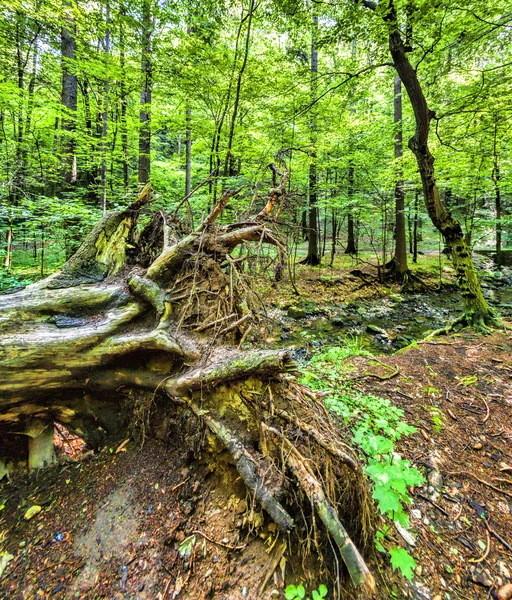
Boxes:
[457,374,478,387]
[423,405,445,433]
[301,343,424,581]
[285,583,328,600]
[422,385,439,396]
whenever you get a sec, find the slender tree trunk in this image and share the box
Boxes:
[303,16,320,265]
[119,10,129,189]
[185,97,193,226]
[330,209,338,267]
[492,121,502,266]
[345,165,356,254]
[138,0,152,186]
[61,1,78,187]
[101,0,111,212]
[413,190,419,263]
[345,40,357,256]
[384,0,494,326]
[4,224,13,268]
[222,0,255,179]
[390,75,408,278]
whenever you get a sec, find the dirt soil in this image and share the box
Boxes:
[350,330,512,600]
[1,331,510,600]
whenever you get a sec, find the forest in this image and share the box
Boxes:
[0,0,511,598]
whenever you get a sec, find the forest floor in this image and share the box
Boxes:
[0,256,511,600]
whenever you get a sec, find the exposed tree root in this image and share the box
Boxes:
[0,166,377,596]
[262,424,376,594]
[422,309,503,342]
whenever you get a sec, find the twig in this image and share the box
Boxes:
[487,524,512,553]
[415,491,449,516]
[170,477,190,492]
[469,530,491,563]
[481,396,490,423]
[218,312,252,336]
[446,471,512,498]
[171,169,218,218]
[363,362,400,380]
[191,530,247,551]
[258,541,287,597]
[194,313,236,332]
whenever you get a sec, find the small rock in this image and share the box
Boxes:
[498,583,512,600]
[287,306,306,319]
[473,443,483,450]
[498,561,511,579]
[366,323,388,336]
[241,587,249,598]
[410,581,432,600]
[439,578,446,588]
[415,566,423,576]
[468,565,493,587]
[411,509,422,520]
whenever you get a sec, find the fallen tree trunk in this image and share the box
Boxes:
[0,170,376,595]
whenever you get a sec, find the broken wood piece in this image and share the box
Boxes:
[188,404,294,532]
[262,424,375,594]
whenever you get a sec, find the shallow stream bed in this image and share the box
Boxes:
[264,286,512,358]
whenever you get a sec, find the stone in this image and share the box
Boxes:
[411,509,422,520]
[410,581,432,600]
[497,583,512,600]
[287,306,306,319]
[498,561,511,580]
[366,323,388,336]
[468,565,493,587]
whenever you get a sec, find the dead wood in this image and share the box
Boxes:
[0,163,377,596]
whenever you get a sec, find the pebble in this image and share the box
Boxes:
[498,561,511,579]
[498,583,512,600]
[411,509,422,520]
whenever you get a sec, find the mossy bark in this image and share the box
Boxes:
[383,1,495,327]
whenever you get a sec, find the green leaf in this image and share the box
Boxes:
[318,584,328,597]
[297,584,306,599]
[389,547,417,580]
[285,586,298,600]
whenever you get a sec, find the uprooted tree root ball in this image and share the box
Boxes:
[0,170,377,595]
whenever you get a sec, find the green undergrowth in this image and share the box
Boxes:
[300,341,425,581]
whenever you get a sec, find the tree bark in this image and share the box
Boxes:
[302,16,320,266]
[383,0,494,326]
[389,75,408,278]
[61,1,77,187]
[138,0,152,186]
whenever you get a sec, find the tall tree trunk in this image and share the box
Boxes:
[138,0,152,186]
[185,94,193,226]
[101,0,111,212]
[61,1,78,188]
[345,40,357,256]
[413,189,419,263]
[119,8,129,189]
[303,16,320,265]
[492,120,502,266]
[382,0,495,326]
[345,165,357,254]
[222,0,255,180]
[389,75,408,278]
